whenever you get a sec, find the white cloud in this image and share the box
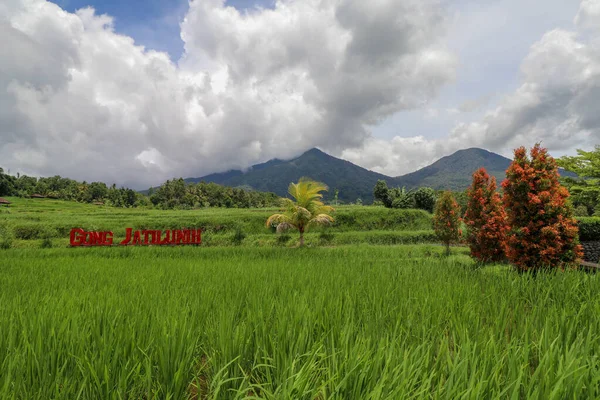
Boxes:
[343,0,600,176]
[4,0,598,185]
[0,0,455,187]
[576,0,600,31]
[449,27,600,155]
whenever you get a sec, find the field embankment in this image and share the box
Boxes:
[0,198,435,247]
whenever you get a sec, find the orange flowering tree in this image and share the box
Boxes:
[433,191,462,256]
[464,168,509,263]
[502,144,583,271]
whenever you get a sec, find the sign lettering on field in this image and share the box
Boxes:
[69,228,202,247]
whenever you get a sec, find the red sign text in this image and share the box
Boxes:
[70,228,202,247]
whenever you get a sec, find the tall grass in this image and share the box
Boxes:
[1,198,432,240]
[0,246,598,398]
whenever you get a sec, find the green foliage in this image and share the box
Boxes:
[413,187,436,213]
[374,181,436,213]
[577,217,600,241]
[391,189,416,209]
[0,168,278,210]
[557,145,600,178]
[40,237,53,249]
[0,167,15,197]
[574,205,590,217]
[558,145,600,216]
[150,178,280,210]
[373,180,392,208]
[276,234,292,245]
[0,222,13,250]
[13,224,52,240]
[231,228,246,245]
[318,231,335,244]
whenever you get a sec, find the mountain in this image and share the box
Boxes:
[185,148,390,203]
[391,148,512,190]
[185,147,575,203]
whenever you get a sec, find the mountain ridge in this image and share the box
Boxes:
[184,147,532,203]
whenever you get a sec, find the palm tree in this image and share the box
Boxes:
[266,178,335,246]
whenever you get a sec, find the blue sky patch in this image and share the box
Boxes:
[50,0,274,60]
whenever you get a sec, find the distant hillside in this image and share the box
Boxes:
[392,148,512,190]
[185,147,575,203]
[186,148,390,203]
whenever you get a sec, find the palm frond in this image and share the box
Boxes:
[315,205,335,215]
[266,214,289,228]
[280,198,296,212]
[308,213,334,227]
[276,222,295,233]
[288,178,328,208]
[293,206,311,221]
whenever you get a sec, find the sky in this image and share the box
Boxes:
[1,0,599,188]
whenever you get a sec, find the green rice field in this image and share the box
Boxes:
[0,198,599,399]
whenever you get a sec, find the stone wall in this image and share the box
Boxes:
[581,241,600,263]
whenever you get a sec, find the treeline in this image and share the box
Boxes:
[0,168,144,207]
[373,181,437,212]
[148,178,280,209]
[0,169,280,209]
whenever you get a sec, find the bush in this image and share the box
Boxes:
[373,180,393,208]
[577,217,600,241]
[392,194,415,209]
[277,234,292,245]
[319,232,335,244]
[414,187,436,213]
[0,224,13,250]
[574,205,589,217]
[40,237,53,249]
[464,168,508,263]
[502,144,582,271]
[433,191,462,255]
[231,228,246,245]
[13,224,52,240]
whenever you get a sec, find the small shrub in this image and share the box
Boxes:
[392,194,415,209]
[414,187,436,213]
[433,191,462,256]
[54,225,72,237]
[13,224,51,240]
[0,224,12,250]
[319,232,335,244]
[231,228,246,245]
[40,237,53,249]
[577,217,600,241]
[277,234,292,245]
[574,205,589,217]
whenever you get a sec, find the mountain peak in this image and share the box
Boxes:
[299,147,328,157]
[392,147,513,190]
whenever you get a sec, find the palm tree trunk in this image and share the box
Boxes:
[445,242,450,256]
[299,231,305,247]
